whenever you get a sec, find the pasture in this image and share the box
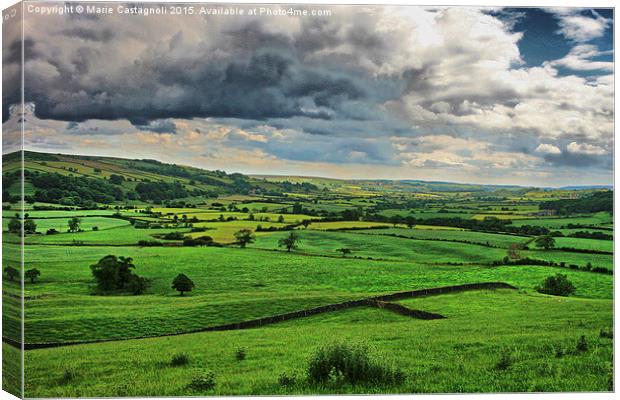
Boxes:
[1,156,614,396]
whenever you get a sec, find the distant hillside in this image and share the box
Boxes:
[2,151,318,206]
[253,175,529,193]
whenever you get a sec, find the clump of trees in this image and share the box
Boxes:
[278,232,300,252]
[534,235,555,250]
[30,171,124,206]
[172,273,195,296]
[90,255,149,295]
[234,229,255,248]
[540,191,612,215]
[7,214,37,234]
[536,274,576,297]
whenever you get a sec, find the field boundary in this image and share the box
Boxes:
[3,282,515,350]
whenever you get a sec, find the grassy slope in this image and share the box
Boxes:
[22,290,612,397]
[14,243,613,344]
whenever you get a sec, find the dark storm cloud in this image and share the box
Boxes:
[134,119,177,134]
[542,151,609,168]
[3,7,406,127]
[13,44,370,125]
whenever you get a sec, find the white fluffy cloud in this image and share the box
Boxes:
[535,143,562,155]
[566,141,607,155]
[549,9,611,42]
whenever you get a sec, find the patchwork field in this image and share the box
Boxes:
[1,151,614,396]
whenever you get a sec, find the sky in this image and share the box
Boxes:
[2,3,614,187]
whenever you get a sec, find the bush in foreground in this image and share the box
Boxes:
[188,371,216,391]
[307,342,405,387]
[536,274,576,297]
[278,372,297,387]
[171,353,190,367]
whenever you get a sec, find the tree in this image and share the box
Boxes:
[277,215,285,223]
[25,268,41,283]
[90,255,148,295]
[534,235,555,250]
[301,220,311,229]
[68,217,82,233]
[536,274,576,297]
[4,266,19,281]
[234,229,255,248]
[172,273,194,296]
[109,174,125,185]
[405,217,416,229]
[7,214,20,233]
[337,248,352,258]
[24,219,37,234]
[278,232,300,252]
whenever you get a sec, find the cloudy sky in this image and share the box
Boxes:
[2,3,614,186]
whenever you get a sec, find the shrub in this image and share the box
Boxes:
[235,348,246,361]
[183,236,214,247]
[171,353,190,367]
[59,369,74,385]
[163,231,185,240]
[495,351,513,371]
[576,335,588,352]
[536,274,576,297]
[46,228,59,235]
[188,371,216,391]
[307,342,405,386]
[600,328,613,339]
[278,372,296,387]
[554,344,564,358]
[92,226,99,231]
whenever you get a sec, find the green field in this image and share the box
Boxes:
[20,290,612,397]
[2,151,614,396]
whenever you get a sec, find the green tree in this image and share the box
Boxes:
[234,229,255,248]
[24,218,37,234]
[68,217,82,233]
[534,235,555,250]
[90,255,148,295]
[277,215,285,223]
[172,273,195,296]
[337,248,352,258]
[278,232,300,252]
[4,266,19,281]
[536,274,576,297]
[25,268,41,283]
[109,174,125,185]
[7,215,21,233]
[301,220,311,229]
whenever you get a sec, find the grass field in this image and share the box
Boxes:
[1,152,614,396]
[21,289,612,397]
[13,242,613,346]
